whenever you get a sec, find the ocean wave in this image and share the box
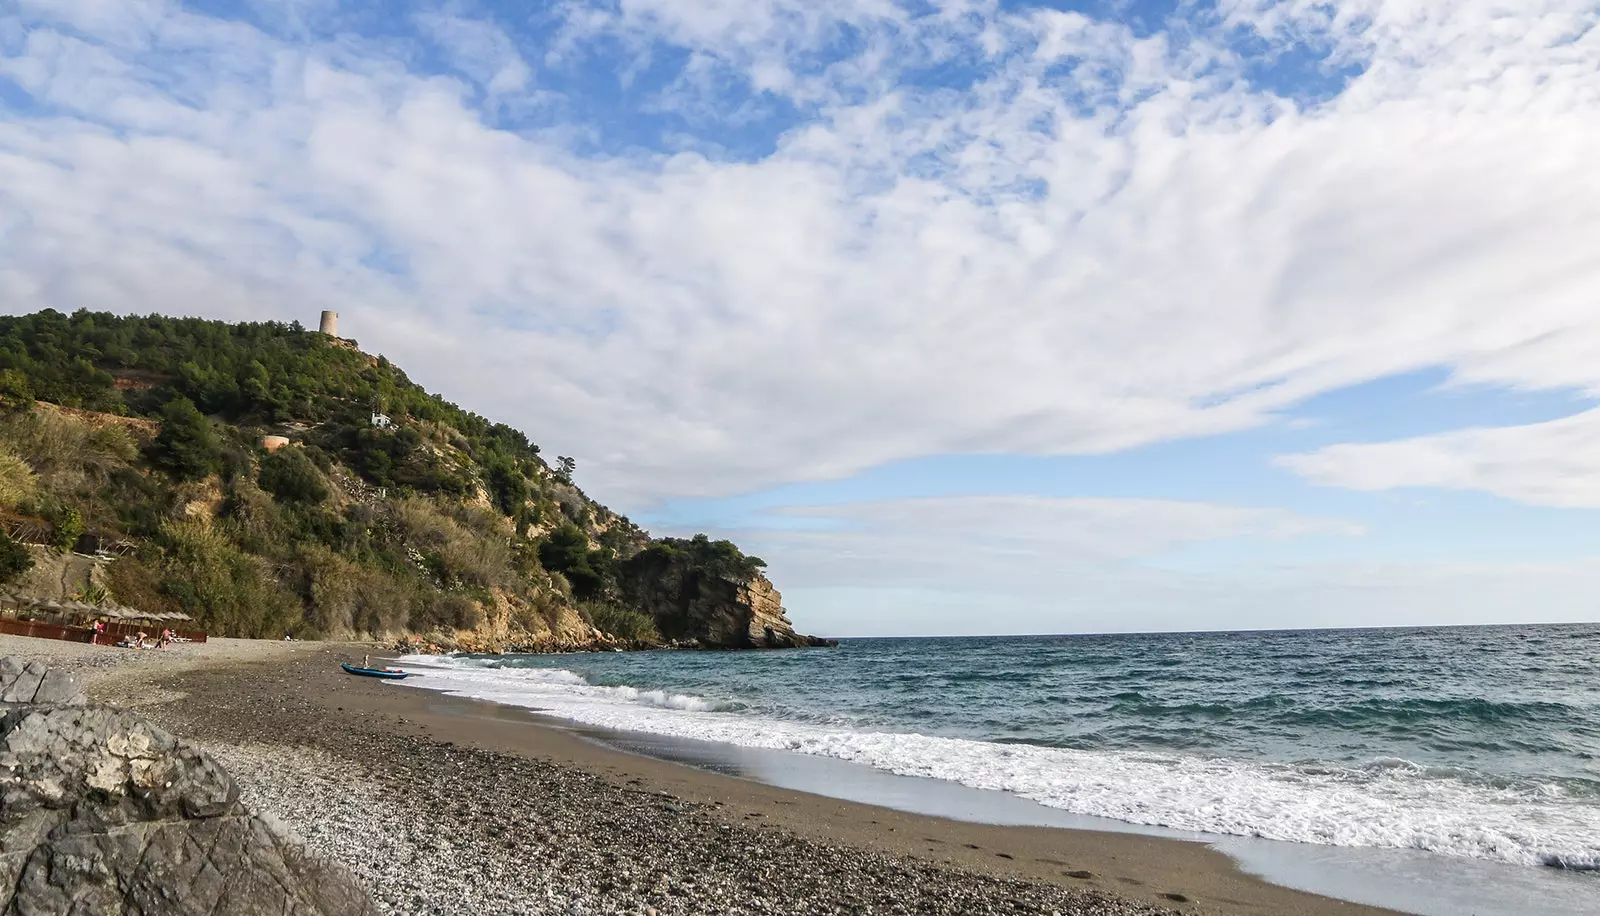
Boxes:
[394,655,1600,872]
[406,655,732,712]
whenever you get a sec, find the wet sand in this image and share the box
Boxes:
[14,636,1401,916]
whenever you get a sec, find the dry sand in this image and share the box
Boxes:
[4,636,1402,916]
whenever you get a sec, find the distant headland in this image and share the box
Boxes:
[0,309,831,652]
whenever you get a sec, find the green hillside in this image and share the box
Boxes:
[0,308,823,650]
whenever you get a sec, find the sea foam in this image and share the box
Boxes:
[396,654,1600,872]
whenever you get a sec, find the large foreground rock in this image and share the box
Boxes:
[0,658,376,916]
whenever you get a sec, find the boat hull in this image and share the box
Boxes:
[340,662,410,680]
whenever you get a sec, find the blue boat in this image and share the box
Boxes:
[340,662,410,680]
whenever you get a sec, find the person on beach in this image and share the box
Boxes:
[91,620,105,645]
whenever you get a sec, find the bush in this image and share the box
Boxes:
[158,520,298,637]
[0,532,33,584]
[0,369,34,407]
[411,592,482,632]
[29,497,84,551]
[392,498,511,591]
[148,397,222,480]
[537,524,609,599]
[0,409,136,493]
[295,546,414,637]
[258,448,329,505]
[0,443,37,509]
[582,601,660,643]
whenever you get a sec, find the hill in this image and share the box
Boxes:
[0,309,830,650]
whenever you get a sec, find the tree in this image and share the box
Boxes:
[258,448,330,505]
[0,532,32,584]
[537,524,606,599]
[484,455,529,516]
[45,502,83,551]
[148,397,223,480]
[555,456,576,484]
[0,370,33,408]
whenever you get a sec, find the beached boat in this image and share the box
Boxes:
[340,662,410,680]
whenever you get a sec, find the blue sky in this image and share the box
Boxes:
[3,0,1600,636]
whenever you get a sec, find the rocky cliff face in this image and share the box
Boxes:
[621,561,834,649]
[0,658,375,915]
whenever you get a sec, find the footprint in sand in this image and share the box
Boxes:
[1063,870,1094,880]
[1161,893,1191,903]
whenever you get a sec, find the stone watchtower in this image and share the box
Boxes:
[318,310,339,338]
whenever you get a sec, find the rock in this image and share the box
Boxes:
[0,658,45,704]
[0,656,377,916]
[31,668,87,706]
[619,556,836,650]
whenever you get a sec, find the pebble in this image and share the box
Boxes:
[40,643,1178,916]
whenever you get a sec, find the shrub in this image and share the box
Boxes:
[219,477,289,554]
[29,498,85,551]
[148,397,222,480]
[411,592,482,632]
[106,554,178,617]
[392,498,511,591]
[0,444,37,509]
[258,448,330,505]
[0,369,34,407]
[0,532,33,584]
[295,546,414,637]
[582,601,660,643]
[537,524,609,600]
[158,520,298,637]
[0,409,136,493]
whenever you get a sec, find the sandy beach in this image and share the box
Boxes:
[4,635,1401,916]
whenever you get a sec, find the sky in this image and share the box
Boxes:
[3,1,1600,637]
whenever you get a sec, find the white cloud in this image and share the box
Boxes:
[724,495,1361,590]
[1,1,1599,506]
[693,495,1600,637]
[416,13,534,97]
[783,556,1600,636]
[1278,408,1600,508]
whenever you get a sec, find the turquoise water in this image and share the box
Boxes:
[407,624,1600,873]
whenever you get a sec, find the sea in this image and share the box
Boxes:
[398,624,1600,915]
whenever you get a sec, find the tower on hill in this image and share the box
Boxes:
[318,310,339,337]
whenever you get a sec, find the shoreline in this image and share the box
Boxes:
[11,635,1405,916]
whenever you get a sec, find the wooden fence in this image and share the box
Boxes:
[0,617,208,645]
[0,618,95,643]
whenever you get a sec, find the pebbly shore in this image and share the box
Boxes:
[15,638,1169,916]
[14,637,1398,916]
[159,666,1177,915]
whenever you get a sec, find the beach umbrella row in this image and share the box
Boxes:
[0,591,191,622]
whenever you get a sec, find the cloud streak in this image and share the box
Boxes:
[1,1,1598,507]
[1279,408,1600,508]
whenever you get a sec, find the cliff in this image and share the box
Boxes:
[0,309,830,651]
[621,539,835,649]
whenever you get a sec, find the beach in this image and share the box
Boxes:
[1,634,1403,916]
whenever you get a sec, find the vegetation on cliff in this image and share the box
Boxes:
[0,308,817,649]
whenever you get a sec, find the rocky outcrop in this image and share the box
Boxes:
[724,573,836,649]
[0,658,376,916]
[620,552,834,649]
